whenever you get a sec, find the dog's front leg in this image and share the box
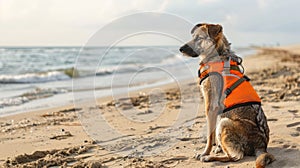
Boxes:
[196,75,224,160]
[199,105,219,158]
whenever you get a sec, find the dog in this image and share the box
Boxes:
[179,23,275,168]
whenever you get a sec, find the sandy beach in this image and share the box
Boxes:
[0,45,299,168]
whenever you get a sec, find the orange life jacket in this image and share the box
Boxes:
[198,59,261,112]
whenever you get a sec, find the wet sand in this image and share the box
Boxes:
[0,45,299,168]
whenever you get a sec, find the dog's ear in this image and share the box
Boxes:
[191,23,204,34]
[207,24,222,39]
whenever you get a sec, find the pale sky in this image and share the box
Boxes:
[0,0,299,46]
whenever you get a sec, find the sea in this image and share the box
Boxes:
[0,46,255,116]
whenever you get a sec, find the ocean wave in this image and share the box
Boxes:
[96,65,139,76]
[0,71,71,84]
[160,54,187,65]
[95,55,183,76]
[0,97,30,108]
[0,87,68,108]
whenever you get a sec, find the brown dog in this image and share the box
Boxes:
[179,23,275,168]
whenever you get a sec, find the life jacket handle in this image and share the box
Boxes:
[222,57,231,75]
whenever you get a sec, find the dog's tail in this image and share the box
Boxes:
[255,150,275,168]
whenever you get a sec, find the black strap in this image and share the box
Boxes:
[224,75,250,97]
[223,101,261,113]
[199,72,221,85]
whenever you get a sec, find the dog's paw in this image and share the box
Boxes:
[194,153,202,160]
[200,155,212,162]
[194,153,210,161]
[213,145,222,154]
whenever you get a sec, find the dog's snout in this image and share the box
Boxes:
[179,44,189,53]
[179,47,183,52]
[179,44,199,57]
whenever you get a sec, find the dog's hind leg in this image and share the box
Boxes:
[214,117,223,154]
[202,118,244,162]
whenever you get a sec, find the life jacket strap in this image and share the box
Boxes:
[222,57,231,75]
[224,75,250,97]
[199,72,222,85]
[223,101,261,113]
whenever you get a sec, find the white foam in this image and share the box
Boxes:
[96,65,139,76]
[0,87,68,108]
[0,71,70,83]
[0,96,29,108]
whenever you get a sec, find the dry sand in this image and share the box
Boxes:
[0,45,299,168]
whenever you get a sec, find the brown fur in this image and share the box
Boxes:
[179,23,275,168]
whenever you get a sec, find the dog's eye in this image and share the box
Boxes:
[195,36,204,41]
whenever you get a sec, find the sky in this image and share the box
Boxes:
[0,0,299,46]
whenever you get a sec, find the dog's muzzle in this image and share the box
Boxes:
[179,44,199,57]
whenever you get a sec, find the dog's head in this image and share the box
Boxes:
[179,23,229,58]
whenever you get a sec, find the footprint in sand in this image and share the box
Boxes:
[267,118,278,122]
[286,122,300,137]
[290,132,299,137]
[288,109,298,113]
[282,144,290,148]
[280,142,299,153]
[286,121,300,128]
[272,139,284,144]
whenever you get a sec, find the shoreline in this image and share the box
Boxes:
[0,76,197,118]
[1,45,300,167]
[0,46,257,117]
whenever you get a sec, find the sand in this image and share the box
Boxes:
[0,45,299,168]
